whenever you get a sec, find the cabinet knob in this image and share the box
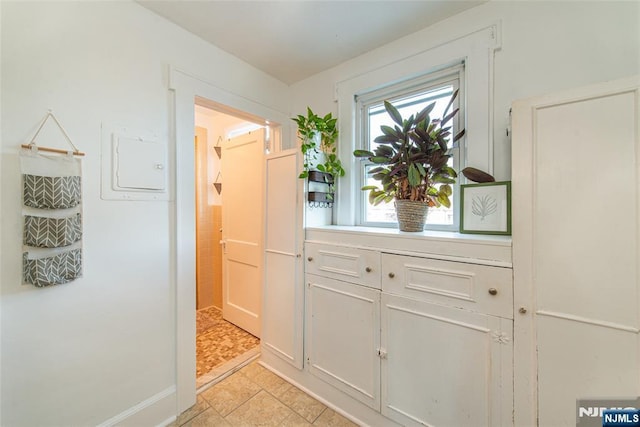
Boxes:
[388,272,395,278]
[488,288,498,296]
[307,257,313,262]
[365,267,372,273]
[519,307,527,314]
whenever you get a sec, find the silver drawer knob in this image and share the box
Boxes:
[488,288,498,296]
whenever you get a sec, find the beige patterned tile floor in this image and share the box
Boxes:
[197,307,260,379]
[173,361,360,427]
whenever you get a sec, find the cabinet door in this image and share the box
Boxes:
[305,274,381,410]
[512,77,640,426]
[263,150,304,368]
[381,293,513,427]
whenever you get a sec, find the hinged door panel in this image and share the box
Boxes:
[305,274,381,410]
[381,293,513,427]
[512,76,640,426]
[263,149,303,368]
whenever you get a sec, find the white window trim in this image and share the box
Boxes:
[335,24,501,226]
[355,65,464,231]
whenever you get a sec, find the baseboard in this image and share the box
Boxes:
[96,386,176,427]
[260,350,404,427]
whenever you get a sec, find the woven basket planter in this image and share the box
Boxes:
[395,199,429,232]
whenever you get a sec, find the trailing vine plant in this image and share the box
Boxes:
[292,108,345,183]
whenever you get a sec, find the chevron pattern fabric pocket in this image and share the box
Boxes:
[24,213,82,248]
[23,174,81,209]
[23,249,82,287]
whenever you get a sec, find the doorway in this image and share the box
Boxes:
[193,100,276,389]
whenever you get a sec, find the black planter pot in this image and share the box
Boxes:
[308,170,334,184]
[308,191,334,203]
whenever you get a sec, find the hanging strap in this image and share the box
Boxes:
[21,110,85,156]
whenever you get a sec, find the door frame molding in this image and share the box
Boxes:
[168,66,290,414]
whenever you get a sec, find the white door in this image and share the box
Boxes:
[263,149,303,368]
[222,129,265,337]
[512,76,640,426]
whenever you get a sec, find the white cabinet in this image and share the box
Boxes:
[305,242,381,289]
[381,293,513,427]
[305,274,381,409]
[512,76,640,425]
[304,241,513,426]
[263,150,304,368]
[381,254,513,427]
[382,253,513,319]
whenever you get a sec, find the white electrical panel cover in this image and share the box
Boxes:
[116,137,165,190]
[101,124,169,201]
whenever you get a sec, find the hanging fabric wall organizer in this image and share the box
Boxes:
[20,110,84,287]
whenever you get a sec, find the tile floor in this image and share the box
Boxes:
[172,361,359,426]
[197,307,260,378]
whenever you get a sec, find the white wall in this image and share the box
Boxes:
[2,0,638,424]
[290,0,640,182]
[0,2,289,426]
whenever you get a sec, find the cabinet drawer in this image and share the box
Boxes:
[382,253,513,319]
[305,242,381,289]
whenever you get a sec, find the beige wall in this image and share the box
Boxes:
[195,126,222,310]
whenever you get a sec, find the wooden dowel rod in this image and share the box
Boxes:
[21,144,85,157]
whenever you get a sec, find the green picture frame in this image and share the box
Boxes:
[460,181,512,235]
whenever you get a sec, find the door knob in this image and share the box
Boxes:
[388,272,395,278]
[377,348,388,359]
[519,307,527,314]
[488,288,498,296]
[307,257,313,262]
[365,267,372,273]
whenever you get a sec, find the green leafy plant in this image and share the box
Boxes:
[292,108,345,181]
[353,90,465,208]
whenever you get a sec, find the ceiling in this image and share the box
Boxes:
[137,1,485,85]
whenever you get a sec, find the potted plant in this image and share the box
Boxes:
[353,90,465,231]
[293,107,345,204]
[293,108,345,192]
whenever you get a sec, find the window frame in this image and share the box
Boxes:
[335,24,500,228]
[354,65,465,231]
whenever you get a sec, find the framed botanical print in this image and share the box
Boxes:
[460,181,511,235]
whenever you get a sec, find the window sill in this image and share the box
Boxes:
[305,225,512,267]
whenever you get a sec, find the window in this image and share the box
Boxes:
[354,65,464,230]
[335,24,499,228]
